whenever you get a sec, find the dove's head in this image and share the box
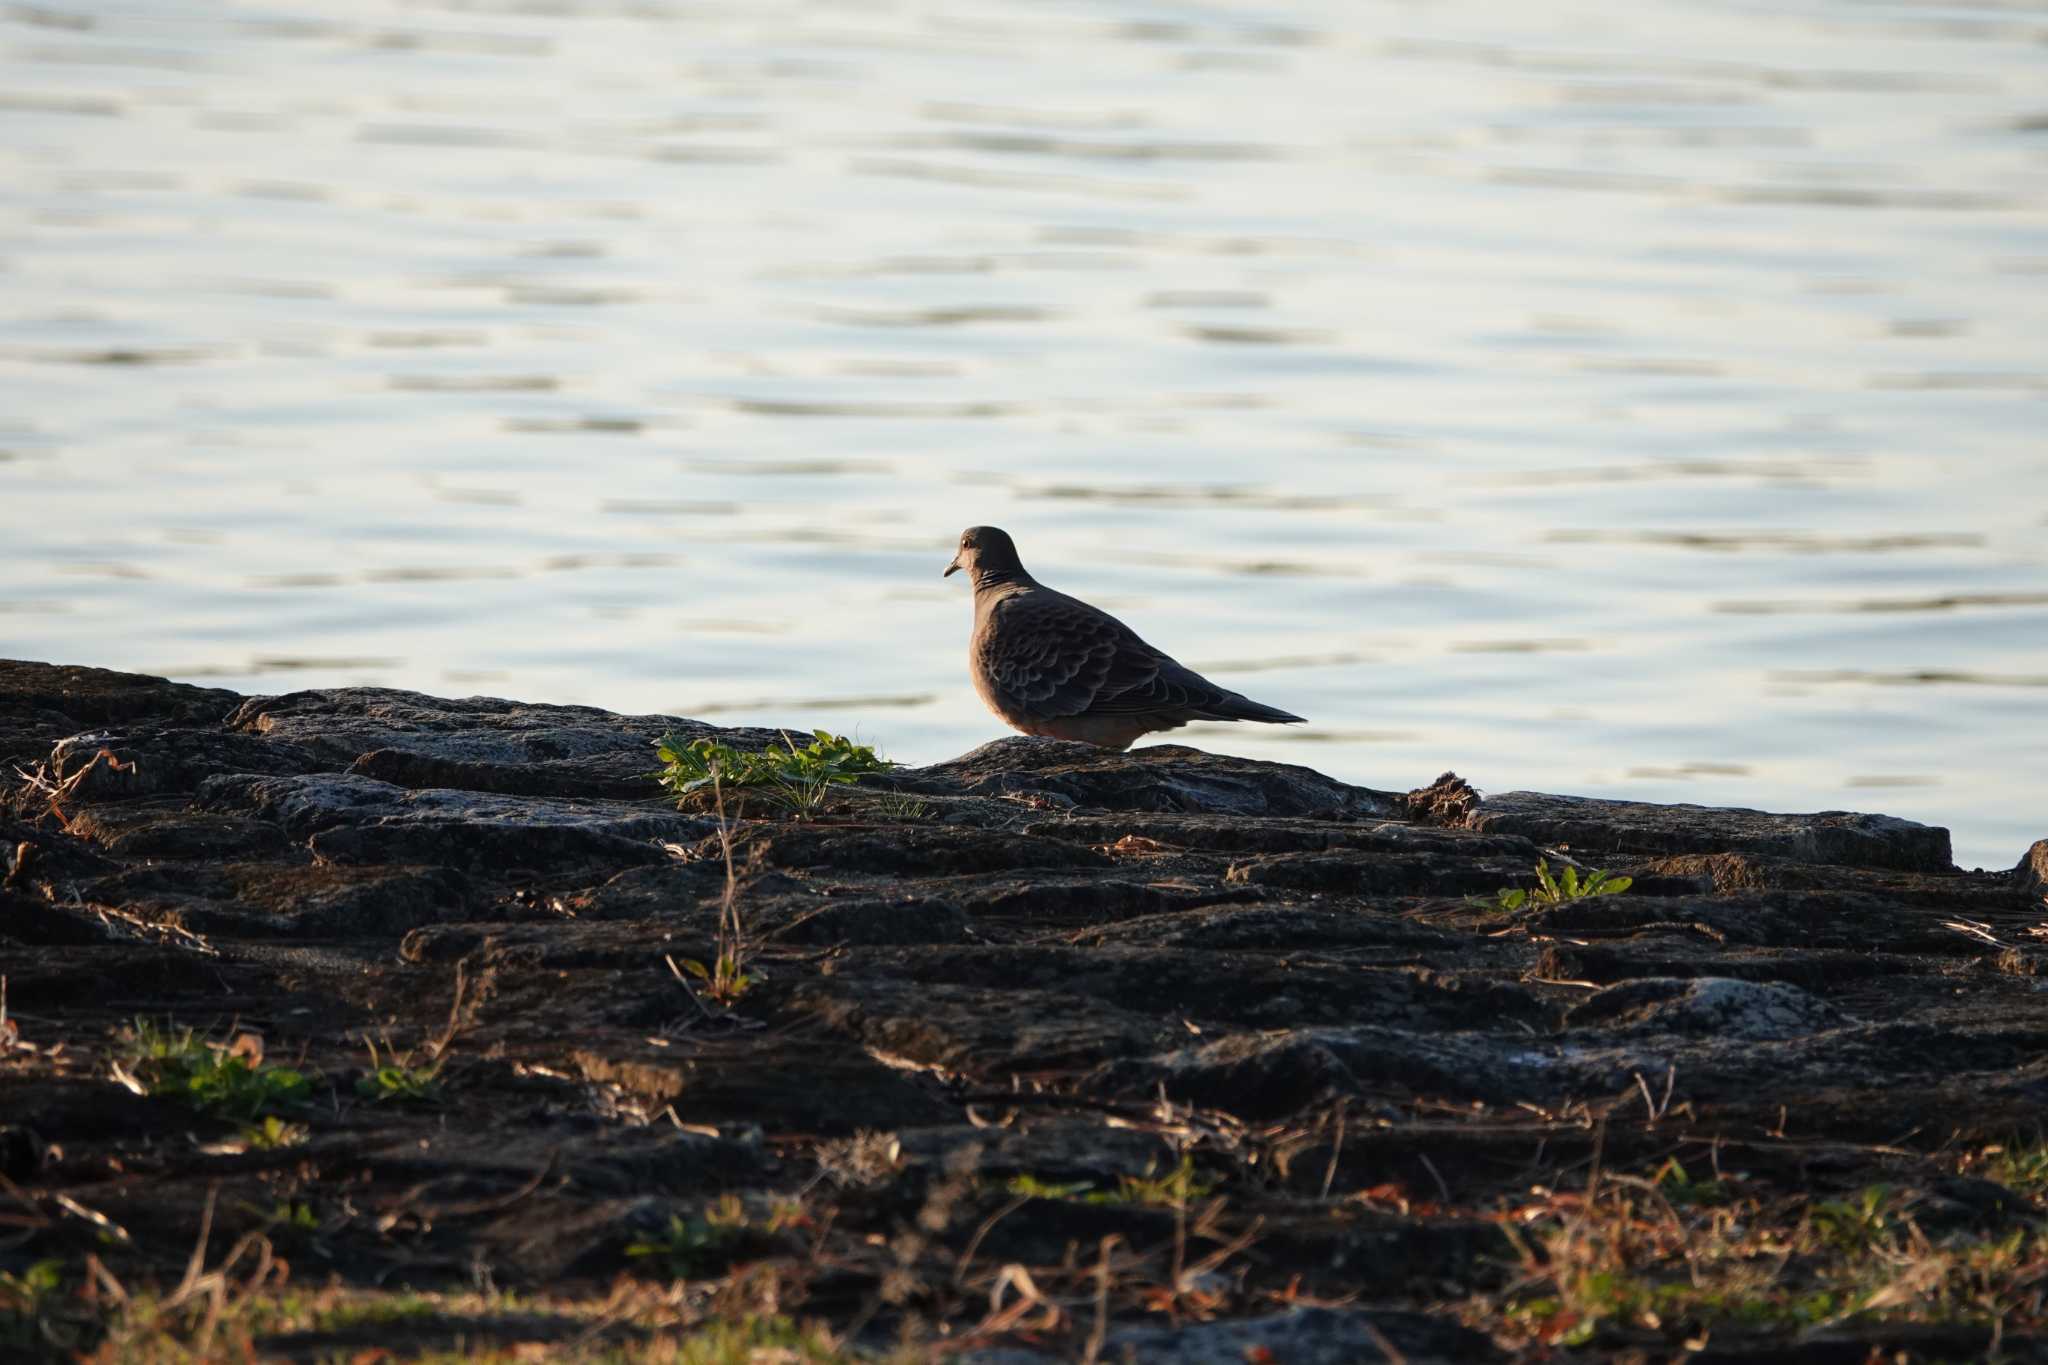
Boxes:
[945,525,1027,587]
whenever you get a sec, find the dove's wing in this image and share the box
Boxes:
[976,591,1285,723]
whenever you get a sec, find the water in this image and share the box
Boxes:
[1,0,2044,869]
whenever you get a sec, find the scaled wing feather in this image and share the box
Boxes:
[983,599,1162,720]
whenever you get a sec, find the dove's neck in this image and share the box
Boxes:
[971,565,1032,593]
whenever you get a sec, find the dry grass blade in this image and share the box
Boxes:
[1361,1315,1411,1364]
[1320,1101,1346,1201]
[954,1194,1031,1288]
[1082,1234,1118,1364]
[52,1192,130,1245]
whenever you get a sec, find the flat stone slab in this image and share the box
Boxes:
[1467,789,1953,872]
[906,735,1402,818]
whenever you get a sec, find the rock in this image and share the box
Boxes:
[1403,770,1479,825]
[770,897,970,946]
[348,747,659,800]
[1468,790,1953,872]
[201,772,709,871]
[1564,977,1846,1040]
[1224,849,1530,896]
[47,726,325,799]
[225,686,756,767]
[65,804,288,859]
[569,1035,956,1134]
[721,822,1110,877]
[794,977,1178,1074]
[2017,839,2048,901]
[0,1124,49,1182]
[568,862,734,921]
[903,736,1401,818]
[963,1307,1494,1364]
[0,661,237,779]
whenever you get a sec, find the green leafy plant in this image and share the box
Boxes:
[673,950,751,1006]
[660,740,758,1008]
[654,730,891,820]
[653,734,892,1006]
[354,1034,444,1105]
[120,1021,313,1121]
[1476,858,1632,914]
[241,1115,309,1150]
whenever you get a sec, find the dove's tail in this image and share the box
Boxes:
[1203,694,1306,725]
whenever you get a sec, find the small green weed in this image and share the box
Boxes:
[120,1021,313,1122]
[1510,1279,1847,1347]
[1005,1173,1099,1202]
[1475,858,1632,914]
[1651,1157,1734,1207]
[240,1115,308,1150]
[354,1034,444,1105]
[0,1259,63,1347]
[654,730,891,820]
[1005,1155,1217,1209]
[672,951,752,1007]
[0,1260,59,1304]
[269,1200,319,1233]
[1115,1153,1218,1208]
[1809,1184,1897,1254]
[624,1212,744,1281]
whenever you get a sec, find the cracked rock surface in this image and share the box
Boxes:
[3,660,2044,1361]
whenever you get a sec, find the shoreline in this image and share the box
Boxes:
[4,658,2045,1361]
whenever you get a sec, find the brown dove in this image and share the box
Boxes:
[944,525,1307,749]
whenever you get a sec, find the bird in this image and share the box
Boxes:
[943,525,1307,750]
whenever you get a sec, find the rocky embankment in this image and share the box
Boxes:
[3,660,2046,1362]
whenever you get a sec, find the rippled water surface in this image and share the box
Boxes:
[3,0,2044,867]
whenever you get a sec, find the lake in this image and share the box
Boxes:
[2,0,2043,868]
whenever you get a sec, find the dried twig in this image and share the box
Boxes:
[1361,1315,1411,1364]
[427,961,470,1062]
[1320,1101,1346,1201]
[1417,1152,1453,1207]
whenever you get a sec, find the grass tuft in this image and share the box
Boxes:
[1501,1167,2048,1351]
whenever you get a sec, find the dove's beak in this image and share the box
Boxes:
[943,554,961,578]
